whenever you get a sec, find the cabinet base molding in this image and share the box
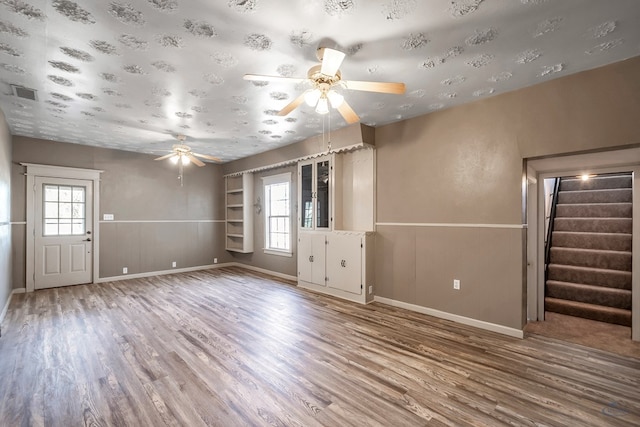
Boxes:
[298,280,372,305]
[374,296,524,339]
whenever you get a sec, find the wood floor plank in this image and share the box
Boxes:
[1,266,640,426]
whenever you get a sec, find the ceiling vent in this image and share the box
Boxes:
[11,85,37,101]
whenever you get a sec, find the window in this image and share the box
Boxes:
[43,184,86,236]
[263,173,292,256]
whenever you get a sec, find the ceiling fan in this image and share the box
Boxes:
[244,47,406,124]
[154,134,221,167]
[154,134,221,185]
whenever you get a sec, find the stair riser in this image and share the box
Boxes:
[555,203,632,218]
[553,218,632,234]
[551,232,632,252]
[545,299,631,326]
[559,176,632,191]
[547,265,631,289]
[550,248,631,271]
[558,189,632,204]
[546,282,631,309]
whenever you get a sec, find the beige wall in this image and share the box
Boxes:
[375,56,640,330]
[11,137,231,286]
[0,108,12,315]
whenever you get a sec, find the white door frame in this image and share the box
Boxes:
[23,163,102,293]
[525,147,640,341]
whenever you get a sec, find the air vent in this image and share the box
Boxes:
[11,85,37,101]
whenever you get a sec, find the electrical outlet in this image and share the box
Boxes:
[122,267,128,274]
[214,258,218,264]
[172,261,177,268]
[368,286,373,295]
[453,279,460,290]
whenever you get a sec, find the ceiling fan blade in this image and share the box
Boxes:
[343,80,406,94]
[187,153,205,167]
[193,152,221,162]
[243,74,306,84]
[278,92,306,116]
[320,48,346,77]
[337,100,360,124]
[154,153,175,161]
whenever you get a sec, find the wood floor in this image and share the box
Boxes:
[1,267,639,426]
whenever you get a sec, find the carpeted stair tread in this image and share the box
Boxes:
[553,217,631,234]
[557,188,632,204]
[559,175,632,191]
[555,203,632,218]
[544,297,631,326]
[551,231,632,251]
[545,280,631,309]
[549,247,631,271]
[547,264,631,290]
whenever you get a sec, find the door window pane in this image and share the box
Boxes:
[316,161,330,228]
[300,164,312,228]
[42,184,86,236]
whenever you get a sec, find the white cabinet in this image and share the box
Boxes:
[297,231,374,304]
[225,173,253,253]
[297,232,326,286]
[327,233,363,295]
[298,155,332,231]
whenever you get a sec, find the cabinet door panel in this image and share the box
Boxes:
[316,160,330,229]
[311,234,326,286]
[298,234,313,283]
[298,233,326,286]
[327,234,362,294]
[300,164,313,229]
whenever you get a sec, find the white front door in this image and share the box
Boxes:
[34,177,93,289]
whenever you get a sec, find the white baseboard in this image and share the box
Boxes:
[95,262,297,284]
[0,288,26,325]
[374,296,524,339]
[96,263,235,283]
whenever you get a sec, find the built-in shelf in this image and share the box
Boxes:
[225,173,253,253]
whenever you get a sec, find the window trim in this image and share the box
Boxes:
[262,172,292,257]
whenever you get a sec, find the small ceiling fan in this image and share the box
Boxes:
[154,134,221,166]
[244,47,406,124]
[154,134,221,186]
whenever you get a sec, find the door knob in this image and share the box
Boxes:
[83,238,92,242]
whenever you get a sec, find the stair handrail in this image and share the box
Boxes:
[544,178,561,279]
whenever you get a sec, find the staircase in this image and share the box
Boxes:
[545,173,633,326]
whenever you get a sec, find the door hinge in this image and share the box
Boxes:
[361,243,363,248]
[33,184,36,192]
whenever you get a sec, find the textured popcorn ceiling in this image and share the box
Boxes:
[1,0,639,162]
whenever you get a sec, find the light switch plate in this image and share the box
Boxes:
[103,214,114,221]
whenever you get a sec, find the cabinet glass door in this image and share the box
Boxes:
[300,163,313,228]
[316,160,330,229]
